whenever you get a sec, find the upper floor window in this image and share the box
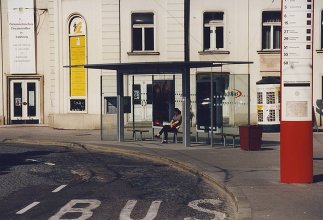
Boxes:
[132,13,154,51]
[262,11,281,50]
[203,12,224,51]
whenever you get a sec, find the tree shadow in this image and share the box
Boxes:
[0,150,70,175]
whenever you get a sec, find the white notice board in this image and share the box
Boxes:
[8,0,36,74]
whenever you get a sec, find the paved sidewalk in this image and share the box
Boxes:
[1,125,323,220]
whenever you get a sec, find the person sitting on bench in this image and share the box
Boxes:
[155,108,182,143]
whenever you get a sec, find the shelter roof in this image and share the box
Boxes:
[77,61,253,74]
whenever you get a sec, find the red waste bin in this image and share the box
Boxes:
[239,125,262,150]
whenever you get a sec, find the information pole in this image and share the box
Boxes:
[281,0,313,183]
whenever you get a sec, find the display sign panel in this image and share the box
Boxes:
[8,0,36,74]
[152,80,175,127]
[281,0,313,121]
[70,36,86,97]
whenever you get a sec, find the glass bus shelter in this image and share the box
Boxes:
[84,61,252,147]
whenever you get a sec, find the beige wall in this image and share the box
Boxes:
[2,0,323,128]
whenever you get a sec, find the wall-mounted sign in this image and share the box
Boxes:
[69,16,87,104]
[69,17,86,35]
[8,0,36,74]
[70,99,86,111]
[281,0,313,121]
[70,36,86,97]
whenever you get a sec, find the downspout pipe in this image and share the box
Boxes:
[0,1,5,124]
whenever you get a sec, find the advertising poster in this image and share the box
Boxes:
[70,36,86,97]
[152,80,175,127]
[8,0,36,74]
[196,76,217,131]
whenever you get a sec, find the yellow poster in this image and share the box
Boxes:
[70,36,86,96]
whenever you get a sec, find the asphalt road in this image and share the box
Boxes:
[0,142,235,220]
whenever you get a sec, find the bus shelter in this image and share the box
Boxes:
[84,61,252,147]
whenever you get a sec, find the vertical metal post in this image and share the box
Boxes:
[248,74,250,125]
[152,75,154,137]
[183,0,191,147]
[0,0,5,124]
[132,75,135,131]
[117,71,124,142]
[247,0,251,125]
[100,75,103,140]
[210,73,214,147]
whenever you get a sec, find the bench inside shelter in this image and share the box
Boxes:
[196,128,239,147]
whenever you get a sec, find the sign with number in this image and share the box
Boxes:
[281,0,313,121]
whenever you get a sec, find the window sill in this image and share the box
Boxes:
[257,50,281,54]
[316,49,323,53]
[127,51,160,56]
[198,50,230,55]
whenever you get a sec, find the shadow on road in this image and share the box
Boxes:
[0,150,70,175]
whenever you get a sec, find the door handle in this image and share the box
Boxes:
[23,102,27,105]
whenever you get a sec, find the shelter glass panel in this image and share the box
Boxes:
[101,72,249,145]
[194,73,249,144]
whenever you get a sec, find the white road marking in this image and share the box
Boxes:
[44,162,56,166]
[48,199,101,220]
[120,200,162,220]
[25,159,39,162]
[16,202,40,214]
[52,185,67,193]
[184,199,226,220]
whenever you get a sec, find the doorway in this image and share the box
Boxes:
[129,75,153,122]
[10,79,40,124]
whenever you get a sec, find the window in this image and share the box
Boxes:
[203,12,224,50]
[267,110,276,122]
[257,92,263,104]
[132,13,154,51]
[262,11,281,50]
[258,110,264,122]
[104,97,131,114]
[266,92,275,104]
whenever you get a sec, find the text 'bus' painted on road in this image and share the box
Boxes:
[48,199,226,220]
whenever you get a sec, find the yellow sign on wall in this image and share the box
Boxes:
[70,36,86,96]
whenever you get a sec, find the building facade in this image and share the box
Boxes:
[0,0,322,129]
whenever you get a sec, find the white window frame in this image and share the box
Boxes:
[132,13,155,52]
[203,12,225,51]
[262,12,281,50]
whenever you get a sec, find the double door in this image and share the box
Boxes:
[10,80,40,124]
[129,76,153,122]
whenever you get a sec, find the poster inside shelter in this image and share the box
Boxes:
[8,0,36,74]
[152,80,175,127]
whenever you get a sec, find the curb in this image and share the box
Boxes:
[2,138,252,220]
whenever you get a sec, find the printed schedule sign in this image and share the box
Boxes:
[70,36,86,97]
[281,0,313,121]
[8,0,36,74]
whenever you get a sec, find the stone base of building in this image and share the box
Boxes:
[48,114,101,129]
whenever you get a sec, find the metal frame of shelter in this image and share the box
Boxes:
[83,61,252,147]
